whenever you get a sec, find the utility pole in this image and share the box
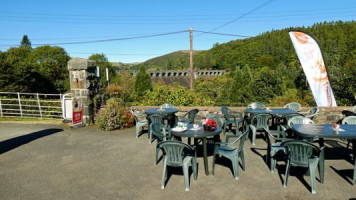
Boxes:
[189,28,194,91]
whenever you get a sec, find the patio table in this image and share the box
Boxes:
[170,124,222,176]
[145,108,179,136]
[243,108,296,130]
[292,124,356,185]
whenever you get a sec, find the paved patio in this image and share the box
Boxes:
[0,123,355,200]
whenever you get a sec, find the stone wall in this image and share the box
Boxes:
[131,105,351,124]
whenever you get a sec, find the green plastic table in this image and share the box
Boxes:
[171,124,222,176]
[292,124,356,185]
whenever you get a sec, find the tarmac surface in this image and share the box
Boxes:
[0,123,356,200]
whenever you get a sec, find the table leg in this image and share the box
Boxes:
[202,138,209,176]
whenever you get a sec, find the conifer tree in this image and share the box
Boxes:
[134,66,152,95]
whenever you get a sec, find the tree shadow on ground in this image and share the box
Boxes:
[0,128,63,154]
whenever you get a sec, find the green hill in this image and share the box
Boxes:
[129,21,356,105]
[131,50,205,70]
[133,21,356,73]
[195,21,356,72]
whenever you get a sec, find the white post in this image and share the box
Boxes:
[17,92,23,117]
[0,99,3,117]
[37,93,42,118]
[106,67,109,86]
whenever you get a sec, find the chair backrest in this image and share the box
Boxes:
[353,106,356,112]
[185,109,199,124]
[157,140,195,167]
[236,131,249,151]
[205,114,224,127]
[221,106,242,121]
[287,116,314,128]
[247,102,266,109]
[130,109,146,122]
[221,106,230,119]
[161,103,175,109]
[250,113,272,130]
[150,122,170,142]
[282,140,322,167]
[280,113,305,126]
[342,110,356,117]
[147,114,166,124]
[342,116,356,124]
[284,102,301,112]
[307,107,319,120]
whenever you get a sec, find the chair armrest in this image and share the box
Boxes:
[176,112,188,121]
[229,111,243,121]
[298,111,310,115]
[225,134,243,143]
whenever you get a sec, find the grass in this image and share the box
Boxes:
[0,117,63,123]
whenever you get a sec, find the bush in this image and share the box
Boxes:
[135,84,208,106]
[95,98,134,131]
[106,84,123,97]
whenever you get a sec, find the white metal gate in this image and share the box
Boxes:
[0,92,66,119]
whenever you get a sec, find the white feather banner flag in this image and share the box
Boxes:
[289,31,337,107]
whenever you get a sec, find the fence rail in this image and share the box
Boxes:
[0,92,64,119]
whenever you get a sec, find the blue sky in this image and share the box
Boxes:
[1,0,355,63]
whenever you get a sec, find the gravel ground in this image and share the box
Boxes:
[0,123,355,200]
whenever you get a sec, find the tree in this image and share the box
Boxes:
[20,35,32,48]
[134,66,152,96]
[28,45,70,93]
[88,53,118,86]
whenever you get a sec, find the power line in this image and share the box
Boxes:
[194,30,251,38]
[208,0,276,32]
[1,29,249,47]
[31,30,189,46]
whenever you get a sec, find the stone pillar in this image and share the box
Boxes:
[67,58,98,125]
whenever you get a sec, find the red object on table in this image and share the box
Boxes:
[204,119,217,131]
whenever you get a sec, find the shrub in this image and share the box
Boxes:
[106,84,123,97]
[135,84,208,106]
[95,98,134,131]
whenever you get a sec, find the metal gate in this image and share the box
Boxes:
[0,92,66,119]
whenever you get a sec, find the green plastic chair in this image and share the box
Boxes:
[287,116,315,127]
[284,102,302,112]
[157,140,197,191]
[287,116,315,140]
[178,109,199,124]
[221,106,243,135]
[247,102,266,109]
[342,116,356,149]
[300,107,319,120]
[264,129,292,172]
[342,116,356,124]
[151,122,172,164]
[281,140,325,194]
[212,130,249,180]
[147,114,167,144]
[130,109,148,138]
[277,113,305,132]
[249,113,276,145]
[342,110,356,117]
